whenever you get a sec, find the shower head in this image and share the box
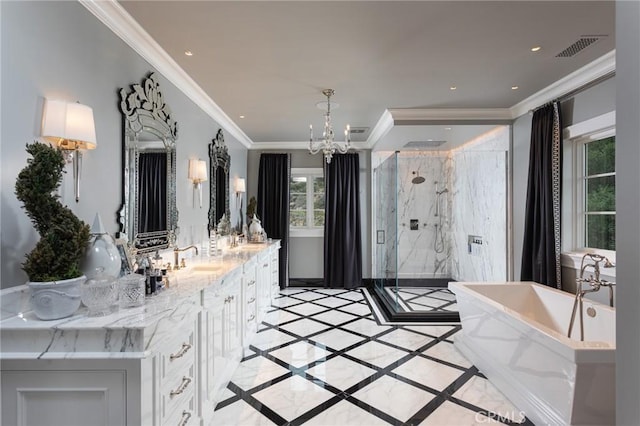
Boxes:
[411,171,425,184]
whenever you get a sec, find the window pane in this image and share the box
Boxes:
[314,177,325,193]
[290,177,307,193]
[586,137,615,176]
[586,175,615,212]
[313,193,325,210]
[289,193,307,211]
[290,211,307,227]
[586,214,615,250]
[314,210,325,227]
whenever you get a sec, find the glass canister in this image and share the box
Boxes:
[81,274,119,317]
[118,273,146,308]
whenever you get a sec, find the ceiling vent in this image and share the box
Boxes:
[556,35,606,58]
[403,140,447,149]
[349,127,369,135]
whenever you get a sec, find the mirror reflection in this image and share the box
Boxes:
[118,73,178,253]
[208,129,230,233]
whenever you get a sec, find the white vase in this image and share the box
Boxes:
[81,213,121,279]
[28,276,85,320]
[249,214,263,241]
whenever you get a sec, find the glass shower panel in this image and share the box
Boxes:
[374,152,399,308]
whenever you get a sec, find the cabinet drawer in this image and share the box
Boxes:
[161,363,195,423]
[164,389,196,426]
[160,320,197,381]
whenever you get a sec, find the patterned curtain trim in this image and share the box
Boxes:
[552,102,562,289]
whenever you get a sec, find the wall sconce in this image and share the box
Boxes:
[189,159,208,208]
[235,178,246,230]
[41,99,97,202]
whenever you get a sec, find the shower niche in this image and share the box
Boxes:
[371,125,510,321]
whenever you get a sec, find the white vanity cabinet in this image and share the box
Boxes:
[242,256,259,351]
[270,241,281,300]
[199,267,243,422]
[1,243,280,426]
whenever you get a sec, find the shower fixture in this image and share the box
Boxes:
[411,171,425,184]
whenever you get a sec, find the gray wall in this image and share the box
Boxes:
[1,2,247,288]
[511,77,616,281]
[616,1,640,422]
[247,149,371,280]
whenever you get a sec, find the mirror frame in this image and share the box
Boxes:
[208,129,230,233]
[118,73,179,254]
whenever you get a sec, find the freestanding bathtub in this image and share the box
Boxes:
[449,281,615,426]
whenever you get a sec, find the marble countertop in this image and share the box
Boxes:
[0,242,277,359]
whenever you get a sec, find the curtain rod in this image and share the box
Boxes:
[530,70,615,113]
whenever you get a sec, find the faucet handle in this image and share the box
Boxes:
[180,258,186,269]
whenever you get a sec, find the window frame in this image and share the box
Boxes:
[289,167,325,237]
[562,111,616,268]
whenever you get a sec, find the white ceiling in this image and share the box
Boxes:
[117,1,615,150]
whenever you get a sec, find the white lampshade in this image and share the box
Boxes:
[42,99,97,150]
[189,159,208,183]
[235,178,246,193]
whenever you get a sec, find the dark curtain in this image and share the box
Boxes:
[521,102,562,288]
[257,154,290,288]
[324,153,362,289]
[138,152,167,233]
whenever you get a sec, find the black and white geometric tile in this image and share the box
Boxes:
[213,288,533,425]
[385,287,458,313]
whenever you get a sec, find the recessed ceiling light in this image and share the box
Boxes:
[428,138,433,141]
[445,127,452,130]
[531,46,541,52]
[184,50,193,56]
[450,86,457,91]
[239,115,245,119]
[512,85,519,90]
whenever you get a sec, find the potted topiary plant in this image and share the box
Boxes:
[15,142,91,320]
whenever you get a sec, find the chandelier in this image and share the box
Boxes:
[308,89,351,163]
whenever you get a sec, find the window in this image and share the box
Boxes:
[290,168,324,236]
[563,112,616,256]
[581,136,615,250]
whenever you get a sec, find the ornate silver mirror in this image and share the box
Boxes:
[208,129,230,233]
[118,73,178,253]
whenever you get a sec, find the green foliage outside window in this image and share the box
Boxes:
[584,137,615,250]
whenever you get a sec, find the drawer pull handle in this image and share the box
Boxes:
[263,263,269,267]
[178,410,192,426]
[247,314,256,322]
[170,343,192,361]
[248,297,256,304]
[247,280,256,286]
[170,376,192,398]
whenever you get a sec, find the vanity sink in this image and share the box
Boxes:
[191,263,225,273]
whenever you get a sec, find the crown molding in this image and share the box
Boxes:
[509,50,616,118]
[249,141,370,151]
[365,109,394,149]
[389,108,512,122]
[79,0,253,149]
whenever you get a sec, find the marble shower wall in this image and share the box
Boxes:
[450,127,509,282]
[396,152,451,279]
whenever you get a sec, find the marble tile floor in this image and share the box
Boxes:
[385,287,458,313]
[212,288,533,426]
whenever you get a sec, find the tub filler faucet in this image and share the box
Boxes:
[567,253,615,341]
[174,245,198,269]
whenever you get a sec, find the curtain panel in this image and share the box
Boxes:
[521,102,563,288]
[257,153,291,288]
[324,153,362,289]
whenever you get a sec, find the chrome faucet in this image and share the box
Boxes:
[173,245,198,269]
[567,253,615,340]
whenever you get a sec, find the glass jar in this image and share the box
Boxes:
[81,275,119,317]
[118,273,146,308]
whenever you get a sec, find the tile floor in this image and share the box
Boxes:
[212,288,533,425]
[385,287,458,313]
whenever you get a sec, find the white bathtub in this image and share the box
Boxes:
[449,281,615,426]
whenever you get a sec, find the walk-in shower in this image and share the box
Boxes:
[371,125,510,321]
